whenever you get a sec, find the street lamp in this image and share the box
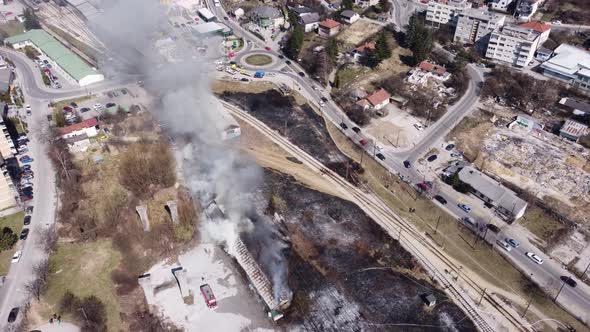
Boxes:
[554,277,568,302]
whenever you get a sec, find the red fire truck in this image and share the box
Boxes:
[200,284,218,310]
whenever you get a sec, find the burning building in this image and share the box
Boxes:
[204,200,292,321]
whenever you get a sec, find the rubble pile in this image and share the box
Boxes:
[483,130,590,203]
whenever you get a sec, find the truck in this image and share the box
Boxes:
[254,71,265,78]
[200,284,218,309]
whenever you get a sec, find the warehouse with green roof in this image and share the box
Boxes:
[5,29,104,87]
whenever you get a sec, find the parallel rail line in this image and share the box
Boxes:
[223,101,532,332]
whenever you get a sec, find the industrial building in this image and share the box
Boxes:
[485,25,543,67]
[540,44,590,93]
[559,119,589,143]
[5,30,104,87]
[426,0,471,27]
[453,9,505,50]
[458,166,528,221]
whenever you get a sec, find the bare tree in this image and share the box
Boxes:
[25,278,45,301]
[38,227,58,253]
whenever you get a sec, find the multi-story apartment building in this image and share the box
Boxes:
[453,8,505,50]
[426,0,471,27]
[540,44,590,93]
[485,25,542,67]
[0,116,17,211]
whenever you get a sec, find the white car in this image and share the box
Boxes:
[526,252,543,265]
[319,101,325,107]
[25,105,31,111]
[413,123,424,131]
[11,251,22,263]
[94,103,103,110]
[496,240,512,252]
[374,144,383,152]
[551,20,562,25]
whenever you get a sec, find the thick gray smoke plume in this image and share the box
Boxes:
[89,0,290,303]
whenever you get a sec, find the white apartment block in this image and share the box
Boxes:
[426,0,471,27]
[489,0,515,12]
[453,9,505,50]
[485,25,541,67]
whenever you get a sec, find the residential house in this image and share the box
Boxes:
[559,98,590,116]
[453,8,505,51]
[507,114,544,131]
[485,25,543,67]
[515,0,544,22]
[299,13,320,32]
[250,6,284,28]
[289,5,313,18]
[457,166,528,221]
[340,10,360,24]
[352,42,375,61]
[426,0,471,27]
[540,44,590,93]
[354,0,378,8]
[489,0,515,12]
[365,88,391,110]
[65,133,91,153]
[318,19,341,37]
[559,119,589,142]
[57,117,99,139]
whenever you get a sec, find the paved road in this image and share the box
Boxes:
[0,86,58,329]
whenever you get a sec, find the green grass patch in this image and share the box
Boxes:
[519,206,567,248]
[0,21,25,37]
[0,211,25,275]
[9,117,27,134]
[42,240,122,331]
[244,54,273,66]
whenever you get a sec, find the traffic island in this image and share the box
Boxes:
[244,54,273,66]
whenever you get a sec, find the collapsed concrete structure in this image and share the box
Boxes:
[204,200,292,320]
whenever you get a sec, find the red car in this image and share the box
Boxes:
[200,284,217,309]
[63,106,73,112]
[265,46,271,51]
[417,182,431,192]
[228,52,235,57]
[359,139,368,146]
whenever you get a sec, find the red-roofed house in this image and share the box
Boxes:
[365,88,391,110]
[318,19,340,37]
[58,118,99,139]
[519,21,551,44]
[408,61,451,85]
[352,42,375,61]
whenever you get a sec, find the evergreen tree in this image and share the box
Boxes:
[375,32,391,62]
[342,0,354,10]
[23,9,41,30]
[378,0,391,13]
[326,37,339,63]
[285,25,304,59]
[405,15,433,64]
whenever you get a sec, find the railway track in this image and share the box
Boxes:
[223,101,533,332]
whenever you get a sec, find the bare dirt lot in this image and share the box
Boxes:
[255,169,476,331]
[337,20,383,47]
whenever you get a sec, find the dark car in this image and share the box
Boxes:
[80,107,91,113]
[560,276,577,288]
[376,153,385,161]
[7,307,18,323]
[106,102,117,108]
[486,224,500,233]
[285,60,291,65]
[427,154,438,162]
[121,89,128,95]
[340,122,348,130]
[26,206,33,214]
[321,97,328,103]
[352,127,361,133]
[445,144,455,151]
[23,215,31,225]
[434,195,447,205]
[223,16,228,20]
[241,78,249,82]
[70,102,78,108]
[278,55,284,59]
[19,228,29,240]
[403,160,411,168]
[298,71,305,77]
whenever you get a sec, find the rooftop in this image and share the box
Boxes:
[559,98,590,114]
[5,30,100,81]
[340,9,358,19]
[560,119,589,138]
[366,88,391,106]
[319,18,341,29]
[540,44,590,76]
[418,60,447,75]
[493,25,540,42]
[251,6,282,19]
[355,42,375,53]
[290,6,313,15]
[193,22,225,34]
[58,118,98,136]
[300,12,320,24]
[519,21,551,33]
[459,8,504,22]
[458,166,527,215]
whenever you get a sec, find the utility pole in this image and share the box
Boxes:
[434,215,441,235]
[478,288,486,306]
[554,278,567,302]
[521,296,532,318]
[581,261,590,281]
